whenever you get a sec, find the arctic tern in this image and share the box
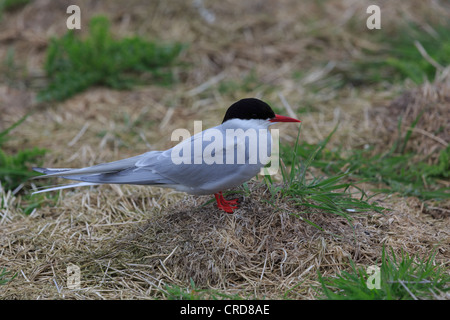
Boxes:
[32,98,301,213]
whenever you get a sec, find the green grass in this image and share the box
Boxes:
[320,146,450,200]
[0,267,16,285]
[38,16,186,102]
[0,0,30,24]
[384,23,450,84]
[0,115,58,214]
[265,126,385,229]
[0,115,46,192]
[280,121,450,201]
[0,0,29,16]
[339,22,450,85]
[317,247,449,300]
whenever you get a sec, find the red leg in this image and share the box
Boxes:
[214,191,239,213]
[218,191,238,205]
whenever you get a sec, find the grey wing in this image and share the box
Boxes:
[33,126,271,195]
[33,153,148,177]
[134,127,272,194]
[33,151,179,186]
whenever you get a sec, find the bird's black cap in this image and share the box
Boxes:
[222,98,276,123]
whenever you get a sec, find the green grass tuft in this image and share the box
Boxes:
[38,16,186,102]
[266,126,385,229]
[0,115,46,192]
[0,0,29,13]
[317,247,449,300]
[280,121,450,201]
[322,146,450,200]
[383,22,450,84]
[339,22,450,85]
[0,268,16,285]
[0,115,57,214]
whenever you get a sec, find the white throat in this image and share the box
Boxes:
[221,118,272,131]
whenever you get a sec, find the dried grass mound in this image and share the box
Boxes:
[82,183,381,298]
[372,69,450,164]
[1,181,448,299]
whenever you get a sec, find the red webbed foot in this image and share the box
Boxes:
[214,191,239,213]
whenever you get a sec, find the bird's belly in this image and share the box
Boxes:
[176,163,263,195]
[162,125,273,195]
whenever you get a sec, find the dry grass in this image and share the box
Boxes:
[1,182,448,299]
[0,0,449,299]
[371,68,450,164]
